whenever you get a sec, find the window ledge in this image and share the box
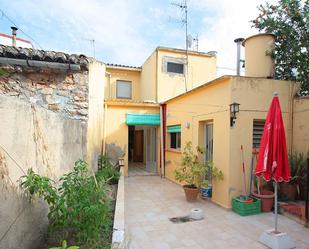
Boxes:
[166,148,181,154]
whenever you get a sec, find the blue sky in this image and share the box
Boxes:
[0,0,274,74]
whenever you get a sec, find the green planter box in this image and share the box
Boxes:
[232,197,261,216]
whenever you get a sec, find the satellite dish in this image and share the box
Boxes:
[187,34,193,48]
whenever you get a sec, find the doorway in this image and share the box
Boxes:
[133,130,143,162]
[204,123,213,162]
[128,125,158,176]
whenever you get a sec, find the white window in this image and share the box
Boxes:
[167,62,184,74]
[116,80,132,99]
[162,56,186,76]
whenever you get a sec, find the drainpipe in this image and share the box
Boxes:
[234,38,244,76]
[160,103,166,177]
[102,103,108,155]
[11,26,18,47]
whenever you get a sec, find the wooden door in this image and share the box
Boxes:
[133,130,144,162]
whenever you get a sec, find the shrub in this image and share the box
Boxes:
[20,160,112,249]
[174,142,223,188]
[97,155,120,185]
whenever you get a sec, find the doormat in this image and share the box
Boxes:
[169,215,195,223]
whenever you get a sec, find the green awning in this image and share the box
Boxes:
[167,125,181,133]
[126,113,160,126]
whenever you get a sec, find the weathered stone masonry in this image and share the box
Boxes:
[0,65,89,120]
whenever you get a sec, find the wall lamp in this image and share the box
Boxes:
[230,102,240,127]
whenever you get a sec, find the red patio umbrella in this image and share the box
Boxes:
[255,93,291,232]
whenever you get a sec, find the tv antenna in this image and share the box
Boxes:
[171,0,188,91]
[187,33,199,51]
[82,38,96,59]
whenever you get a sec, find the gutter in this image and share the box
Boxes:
[0,57,81,71]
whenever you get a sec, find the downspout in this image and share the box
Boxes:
[289,81,296,153]
[102,103,108,155]
[160,103,167,178]
[155,49,159,103]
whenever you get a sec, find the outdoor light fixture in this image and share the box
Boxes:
[118,157,125,167]
[230,102,240,127]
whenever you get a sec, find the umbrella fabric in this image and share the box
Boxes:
[255,96,291,182]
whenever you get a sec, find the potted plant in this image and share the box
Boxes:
[280,152,307,200]
[252,176,275,212]
[174,142,223,202]
[200,161,224,198]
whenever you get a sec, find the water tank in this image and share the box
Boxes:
[242,34,275,78]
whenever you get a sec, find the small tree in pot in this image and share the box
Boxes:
[174,142,223,202]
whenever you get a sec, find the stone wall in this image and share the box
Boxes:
[0,61,105,249]
[0,64,89,120]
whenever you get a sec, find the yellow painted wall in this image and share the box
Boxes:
[105,67,141,101]
[104,102,160,176]
[157,49,217,102]
[293,96,309,154]
[165,76,296,208]
[140,52,157,101]
[228,77,295,207]
[165,77,231,208]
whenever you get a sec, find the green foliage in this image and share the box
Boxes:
[252,0,309,95]
[174,142,223,188]
[0,68,9,77]
[288,151,308,185]
[97,155,120,184]
[20,160,112,249]
[49,240,79,249]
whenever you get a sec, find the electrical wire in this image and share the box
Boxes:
[0,8,43,49]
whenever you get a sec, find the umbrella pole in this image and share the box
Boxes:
[274,181,278,232]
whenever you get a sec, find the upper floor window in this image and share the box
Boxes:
[116,80,132,99]
[162,56,186,76]
[167,62,184,74]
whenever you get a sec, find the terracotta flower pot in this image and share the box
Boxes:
[279,182,298,200]
[183,185,199,202]
[252,190,275,212]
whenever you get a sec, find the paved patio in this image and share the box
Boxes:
[125,175,309,249]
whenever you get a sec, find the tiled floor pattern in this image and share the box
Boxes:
[125,176,309,249]
[128,162,157,176]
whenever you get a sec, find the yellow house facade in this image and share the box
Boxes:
[102,34,308,209]
[164,76,296,208]
[103,47,217,177]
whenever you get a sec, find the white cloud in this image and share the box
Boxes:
[190,0,278,76]
[2,0,278,70]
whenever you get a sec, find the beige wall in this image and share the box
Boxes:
[86,61,106,169]
[293,96,309,154]
[228,77,295,206]
[165,77,231,208]
[104,102,160,176]
[165,76,296,208]
[105,68,141,101]
[140,52,157,102]
[157,49,217,102]
[0,96,86,249]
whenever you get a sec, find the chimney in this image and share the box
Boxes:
[234,38,244,76]
[11,26,18,47]
[242,34,275,78]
